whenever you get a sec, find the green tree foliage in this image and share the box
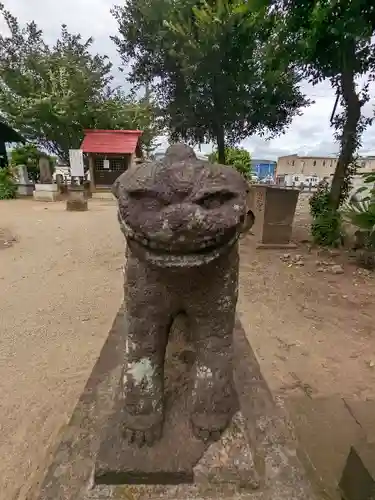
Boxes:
[112,0,310,164]
[0,4,160,161]
[271,0,375,209]
[209,147,252,179]
[10,143,53,182]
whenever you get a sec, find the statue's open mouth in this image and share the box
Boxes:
[118,214,240,267]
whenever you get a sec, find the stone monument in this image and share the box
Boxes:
[16,164,34,196]
[31,144,316,500]
[33,157,60,201]
[66,184,88,211]
[39,157,53,183]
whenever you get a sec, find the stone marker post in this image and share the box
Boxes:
[33,158,60,201]
[39,157,52,184]
[17,164,29,184]
[16,164,34,196]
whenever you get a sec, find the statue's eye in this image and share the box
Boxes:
[196,191,235,209]
[128,190,170,206]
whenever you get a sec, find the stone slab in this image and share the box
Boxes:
[232,319,316,500]
[95,394,208,485]
[30,309,316,500]
[343,399,375,443]
[339,441,375,500]
[286,396,363,499]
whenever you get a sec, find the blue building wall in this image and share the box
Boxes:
[251,160,276,180]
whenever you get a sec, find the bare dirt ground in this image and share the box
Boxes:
[239,194,375,498]
[0,196,374,500]
[0,200,124,500]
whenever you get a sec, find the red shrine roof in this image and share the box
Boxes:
[80,129,143,154]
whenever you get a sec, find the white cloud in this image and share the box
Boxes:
[1,0,375,160]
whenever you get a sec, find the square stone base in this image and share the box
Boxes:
[30,310,316,500]
[33,184,61,202]
[17,184,34,196]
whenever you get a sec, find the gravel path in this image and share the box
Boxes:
[0,199,124,500]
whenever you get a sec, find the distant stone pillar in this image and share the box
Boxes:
[16,164,34,196]
[17,164,29,184]
[39,157,52,184]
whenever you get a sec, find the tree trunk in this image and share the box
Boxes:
[215,122,226,164]
[330,67,361,210]
[211,77,226,164]
[135,141,143,159]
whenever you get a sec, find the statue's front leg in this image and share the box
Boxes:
[188,309,237,441]
[187,254,239,442]
[122,258,171,446]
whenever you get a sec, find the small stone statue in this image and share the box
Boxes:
[113,144,249,447]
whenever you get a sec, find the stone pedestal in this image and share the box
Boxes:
[66,185,88,211]
[33,183,60,202]
[17,184,35,196]
[248,185,299,248]
[30,312,316,500]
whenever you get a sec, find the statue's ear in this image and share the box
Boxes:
[241,209,255,235]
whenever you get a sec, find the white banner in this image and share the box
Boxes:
[69,149,85,177]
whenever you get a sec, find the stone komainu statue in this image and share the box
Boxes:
[113,144,249,447]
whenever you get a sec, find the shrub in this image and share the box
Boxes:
[309,181,331,218]
[342,197,375,249]
[209,147,252,180]
[311,209,344,247]
[0,167,17,199]
[309,181,344,247]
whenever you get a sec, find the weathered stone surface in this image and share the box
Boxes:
[66,185,88,211]
[343,399,375,443]
[30,311,315,500]
[95,393,210,485]
[112,143,249,446]
[193,412,260,489]
[39,157,53,184]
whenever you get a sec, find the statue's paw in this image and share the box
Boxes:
[190,413,230,443]
[123,421,163,447]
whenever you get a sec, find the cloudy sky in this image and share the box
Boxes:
[2,0,375,160]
